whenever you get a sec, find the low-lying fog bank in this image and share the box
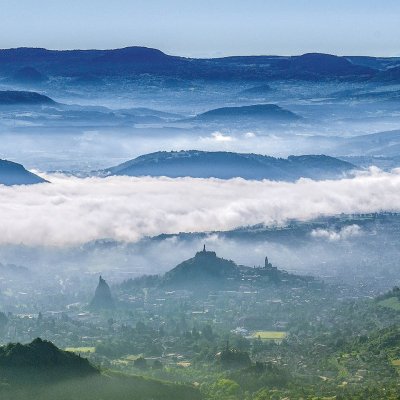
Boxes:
[0,169,400,246]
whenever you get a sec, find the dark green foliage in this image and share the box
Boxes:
[0,372,202,400]
[0,338,98,380]
[229,362,291,392]
[218,347,251,369]
[0,340,201,400]
[134,356,148,369]
[120,274,161,290]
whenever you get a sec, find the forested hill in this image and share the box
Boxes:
[0,338,202,400]
[0,338,97,376]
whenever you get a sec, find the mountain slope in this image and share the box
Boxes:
[0,338,98,379]
[335,129,400,157]
[104,151,356,181]
[163,247,239,288]
[192,104,300,123]
[141,246,313,290]
[275,53,375,79]
[0,90,55,106]
[0,159,47,185]
[0,339,201,400]
[375,65,400,82]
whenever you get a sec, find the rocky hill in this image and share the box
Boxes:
[163,246,240,288]
[90,276,115,310]
[153,246,312,290]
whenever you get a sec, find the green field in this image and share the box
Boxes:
[65,346,96,354]
[251,331,287,340]
[378,297,400,311]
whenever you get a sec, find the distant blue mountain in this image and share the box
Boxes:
[345,56,400,71]
[91,46,178,64]
[192,104,300,122]
[0,160,47,185]
[0,90,55,106]
[274,53,375,79]
[10,67,48,83]
[104,151,356,181]
[0,47,383,81]
[334,129,400,157]
[375,65,400,82]
[239,84,273,96]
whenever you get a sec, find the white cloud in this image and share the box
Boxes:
[311,224,362,241]
[211,132,235,142]
[0,168,399,246]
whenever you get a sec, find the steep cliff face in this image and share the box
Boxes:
[90,276,115,310]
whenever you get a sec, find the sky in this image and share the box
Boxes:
[0,0,399,57]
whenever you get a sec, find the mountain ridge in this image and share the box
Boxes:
[104,150,356,181]
[0,47,393,80]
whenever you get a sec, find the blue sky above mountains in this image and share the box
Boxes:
[0,0,399,57]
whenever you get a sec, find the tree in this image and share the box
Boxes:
[134,356,147,369]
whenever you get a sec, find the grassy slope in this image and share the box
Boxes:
[0,371,202,400]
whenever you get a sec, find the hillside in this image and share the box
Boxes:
[0,159,47,185]
[104,151,356,181]
[156,246,312,290]
[335,129,400,157]
[0,338,98,378]
[192,104,300,122]
[163,246,240,288]
[0,338,202,400]
[0,90,55,106]
[274,53,375,79]
[375,65,400,82]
